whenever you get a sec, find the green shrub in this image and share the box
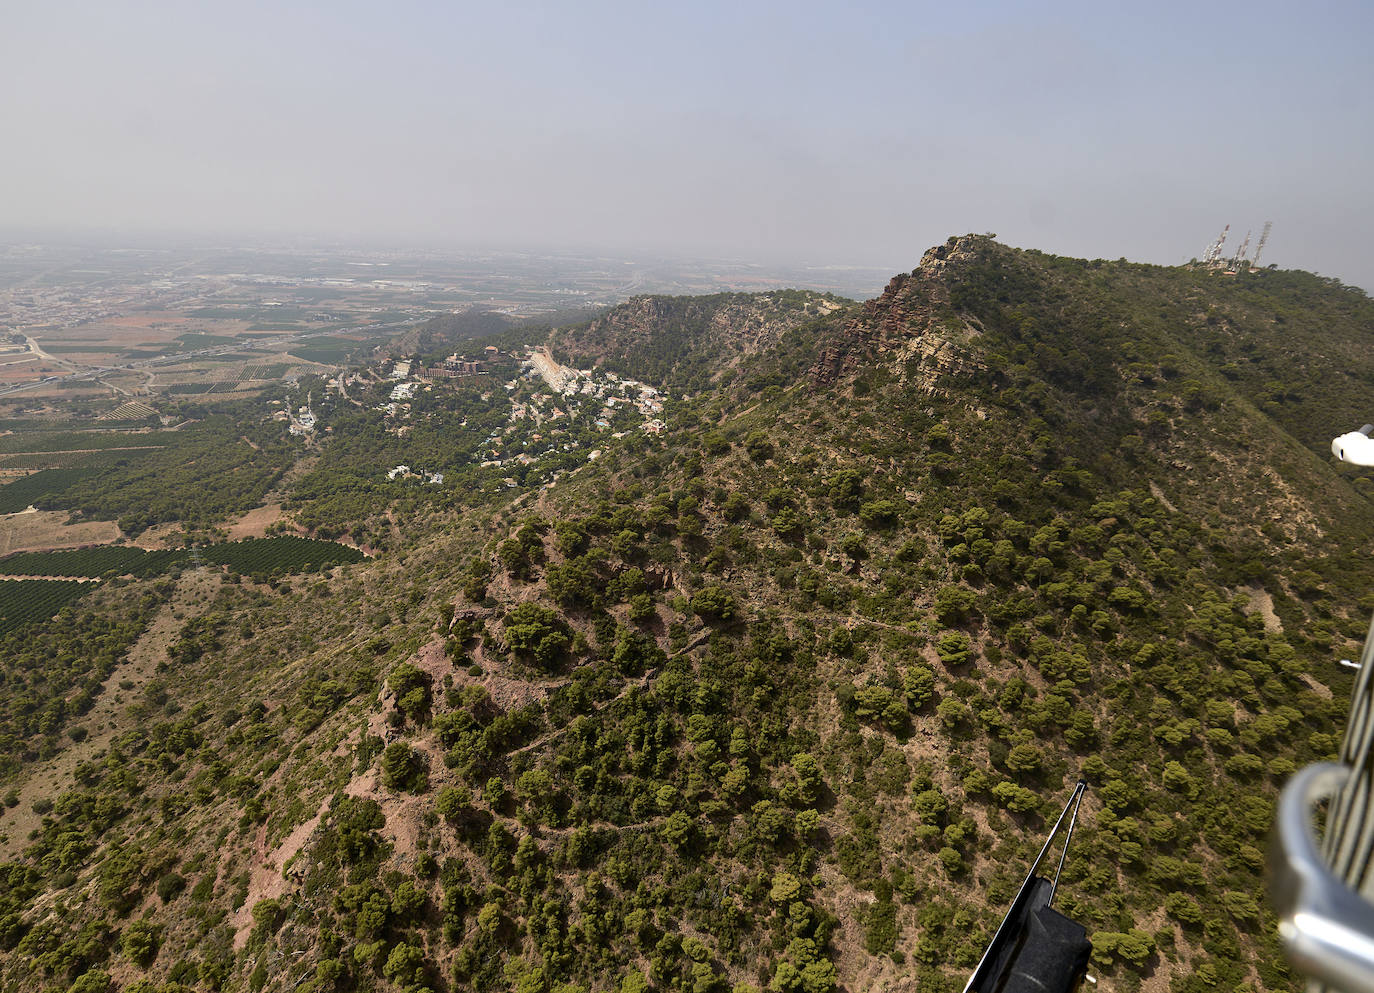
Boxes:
[387,662,432,724]
[936,632,972,668]
[504,602,572,668]
[121,920,159,966]
[933,586,977,625]
[691,585,737,621]
[156,871,186,903]
[381,742,429,793]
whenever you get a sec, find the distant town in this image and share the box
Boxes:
[0,241,888,413]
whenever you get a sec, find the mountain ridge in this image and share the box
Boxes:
[2,238,1373,993]
[548,291,852,392]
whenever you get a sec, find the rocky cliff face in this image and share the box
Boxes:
[547,290,849,388]
[810,235,989,391]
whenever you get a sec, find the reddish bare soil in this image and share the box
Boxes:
[225,503,286,540]
[231,810,330,949]
[130,523,189,550]
[0,509,122,556]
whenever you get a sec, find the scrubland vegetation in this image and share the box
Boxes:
[0,238,1371,993]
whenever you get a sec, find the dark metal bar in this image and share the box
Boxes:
[1047,783,1086,907]
[962,780,1087,993]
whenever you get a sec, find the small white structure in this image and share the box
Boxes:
[1333,425,1374,466]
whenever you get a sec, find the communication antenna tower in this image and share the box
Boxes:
[1203,224,1230,267]
[1252,221,1273,268]
[1231,230,1252,270]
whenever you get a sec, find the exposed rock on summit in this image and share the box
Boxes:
[811,234,990,390]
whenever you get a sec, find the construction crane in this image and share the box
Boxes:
[1230,230,1252,271]
[1203,225,1230,267]
[1252,221,1273,269]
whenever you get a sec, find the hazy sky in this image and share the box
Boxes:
[5,0,1374,288]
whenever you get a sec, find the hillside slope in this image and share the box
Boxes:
[3,240,1373,993]
[548,291,852,391]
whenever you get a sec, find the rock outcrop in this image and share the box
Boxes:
[810,235,990,391]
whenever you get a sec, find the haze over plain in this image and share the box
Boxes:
[3,0,1373,289]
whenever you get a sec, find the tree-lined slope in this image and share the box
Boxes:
[2,239,1373,993]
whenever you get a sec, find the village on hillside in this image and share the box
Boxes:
[272,344,669,489]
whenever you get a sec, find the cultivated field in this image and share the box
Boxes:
[38,311,256,351]
[0,508,121,556]
[0,360,62,384]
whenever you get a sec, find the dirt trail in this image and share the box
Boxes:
[231,806,329,949]
[1240,584,1283,633]
[508,669,653,759]
[0,574,100,582]
[0,570,220,856]
[0,447,163,456]
[1149,480,1179,513]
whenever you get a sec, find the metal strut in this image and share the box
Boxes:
[1274,612,1374,993]
[1047,784,1086,907]
[963,781,1090,993]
